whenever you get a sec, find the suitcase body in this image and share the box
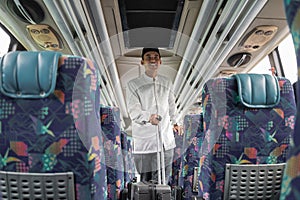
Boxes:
[171,186,183,200]
[120,188,129,200]
[132,182,171,200]
[124,115,174,200]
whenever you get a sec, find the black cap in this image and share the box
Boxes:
[141,48,160,59]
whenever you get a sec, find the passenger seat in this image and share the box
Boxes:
[0,51,107,200]
[198,74,296,199]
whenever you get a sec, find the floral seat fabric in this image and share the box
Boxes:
[199,76,296,200]
[0,51,107,200]
[100,106,124,200]
[281,0,300,199]
[179,114,204,199]
[121,130,136,188]
[170,127,184,187]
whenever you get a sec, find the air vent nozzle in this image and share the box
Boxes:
[227,53,252,68]
[7,0,44,24]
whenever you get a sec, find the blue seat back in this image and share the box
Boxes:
[0,51,107,200]
[178,114,204,199]
[121,130,136,188]
[199,74,296,199]
[100,106,124,200]
[281,1,300,199]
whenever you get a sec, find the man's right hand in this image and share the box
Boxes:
[149,114,160,125]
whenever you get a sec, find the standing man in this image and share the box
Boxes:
[126,47,181,184]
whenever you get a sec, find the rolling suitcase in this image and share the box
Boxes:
[127,116,172,200]
[121,119,184,200]
[132,182,171,200]
[123,180,182,200]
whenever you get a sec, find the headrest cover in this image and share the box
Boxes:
[0,51,62,98]
[233,74,280,108]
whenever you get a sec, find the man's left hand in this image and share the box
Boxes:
[173,124,183,136]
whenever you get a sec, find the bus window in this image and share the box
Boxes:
[248,56,272,75]
[0,27,10,57]
[278,34,297,84]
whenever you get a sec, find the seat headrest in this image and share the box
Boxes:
[0,51,62,98]
[233,74,280,108]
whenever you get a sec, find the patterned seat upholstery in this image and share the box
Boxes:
[170,126,184,187]
[100,106,124,200]
[199,74,296,200]
[121,130,136,188]
[178,114,204,199]
[0,51,107,200]
[293,81,299,104]
[280,1,300,199]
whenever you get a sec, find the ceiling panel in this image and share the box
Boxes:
[118,0,185,48]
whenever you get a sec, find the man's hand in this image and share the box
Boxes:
[149,114,160,125]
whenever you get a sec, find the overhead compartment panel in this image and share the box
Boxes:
[118,0,185,48]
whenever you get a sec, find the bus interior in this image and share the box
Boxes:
[0,0,299,199]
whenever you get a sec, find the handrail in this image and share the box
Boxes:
[178,0,268,117]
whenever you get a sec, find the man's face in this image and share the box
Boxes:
[141,51,161,74]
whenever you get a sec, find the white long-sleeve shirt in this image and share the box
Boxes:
[126,73,177,154]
